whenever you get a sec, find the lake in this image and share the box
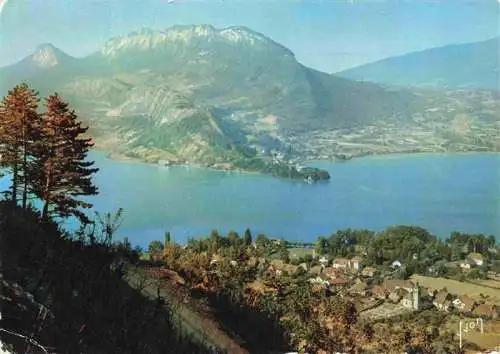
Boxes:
[1,152,498,247]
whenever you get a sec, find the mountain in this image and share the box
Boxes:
[1,25,415,123]
[2,25,497,175]
[337,38,499,90]
[0,44,77,91]
[14,43,74,70]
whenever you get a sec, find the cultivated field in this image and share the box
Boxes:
[471,279,500,290]
[287,247,314,259]
[411,275,500,303]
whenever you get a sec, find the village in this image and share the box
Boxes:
[282,250,498,320]
[227,246,500,322]
[142,230,500,353]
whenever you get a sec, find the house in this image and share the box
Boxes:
[459,261,472,269]
[391,260,402,268]
[468,252,485,266]
[384,279,415,293]
[401,292,415,310]
[332,258,350,269]
[361,266,378,278]
[371,285,388,300]
[329,277,349,291]
[332,257,363,271]
[318,255,329,266]
[473,303,499,319]
[453,295,476,313]
[424,287,438,298]
[487,271,500,281]
[309,275,330,286]
[388,288,407,303]
[348,282,368,296]
[350,256,363,270]
[323,267,340,281]
[433,290,452,311]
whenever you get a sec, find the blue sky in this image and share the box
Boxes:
[0,0,498,72]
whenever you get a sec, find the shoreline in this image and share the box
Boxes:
[303,149,500,165]
[91,146,499,175]
[96,148,266,176]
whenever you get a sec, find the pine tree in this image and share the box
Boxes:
[164,231,172,250]
[0,83,41,206]
[33,93,98,223]
[243,228,252,246]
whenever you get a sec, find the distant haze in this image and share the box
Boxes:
[0,0,498,72]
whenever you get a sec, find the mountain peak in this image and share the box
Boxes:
[31,43,68,68]
[100,24,294,58]
[168,24,217,35]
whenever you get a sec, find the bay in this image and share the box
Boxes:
[1,152,498,248]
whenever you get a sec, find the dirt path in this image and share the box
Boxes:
[124,266,249,354]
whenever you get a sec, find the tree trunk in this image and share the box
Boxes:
[42,200,49,221]
[41,167,52,221]
[22,141,28,209]
[11,161,18,204]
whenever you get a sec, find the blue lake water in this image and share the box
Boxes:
[1,152,498,247]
